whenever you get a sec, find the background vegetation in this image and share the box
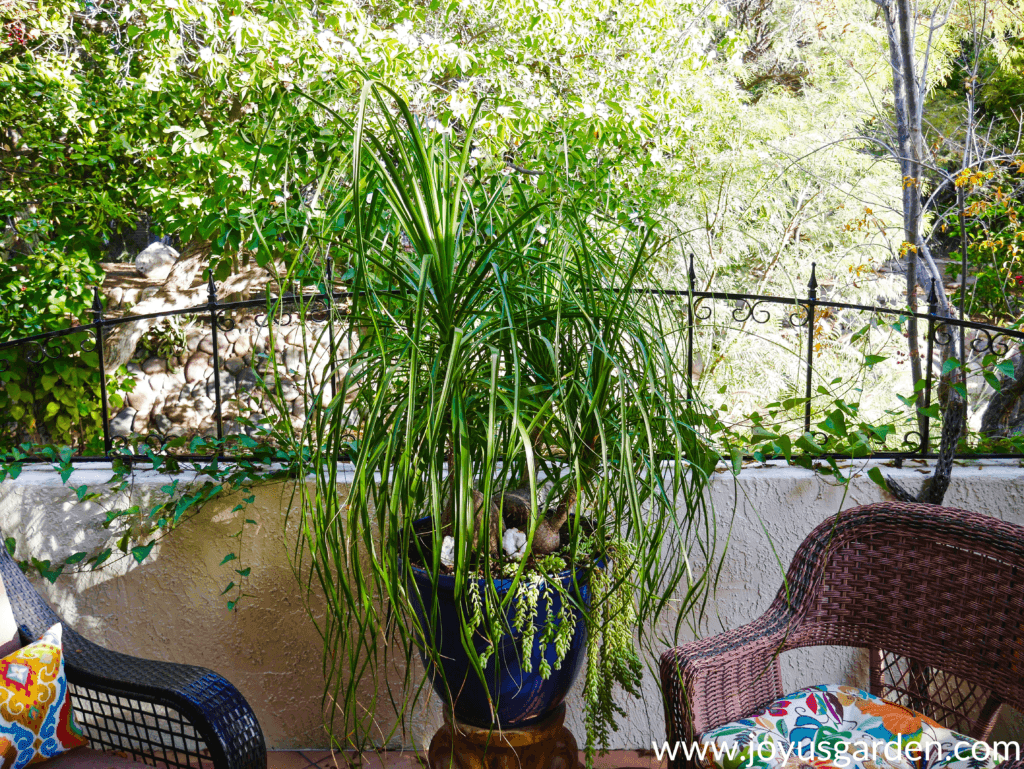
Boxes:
[3,0,1024,754]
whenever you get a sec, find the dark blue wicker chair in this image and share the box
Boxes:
[0,543,267,769]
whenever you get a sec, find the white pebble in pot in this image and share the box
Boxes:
[502,528,528,560]
[440,535,456,568]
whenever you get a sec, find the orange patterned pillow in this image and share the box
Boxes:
[0,623,87,768]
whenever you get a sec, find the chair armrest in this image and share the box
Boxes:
[0,553,266,769]
[660,604,793,769]
[59,628,266,769]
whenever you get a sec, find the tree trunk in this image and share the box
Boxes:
[877,0,965,505]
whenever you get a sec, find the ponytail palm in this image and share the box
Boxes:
[284,83,720,760]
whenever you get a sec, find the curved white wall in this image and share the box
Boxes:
[1,459,1022,749]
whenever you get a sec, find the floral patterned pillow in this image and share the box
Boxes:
[700,684,1006,769]
[0,623,88,768]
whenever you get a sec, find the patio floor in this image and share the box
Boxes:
[269,750,667,768]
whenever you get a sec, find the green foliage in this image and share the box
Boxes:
[136,317,194,369]
[945,168,1024,322]
[0,236,131,448]
[583,541,643,759]
[263,85,720,757]
[0,434,276,608]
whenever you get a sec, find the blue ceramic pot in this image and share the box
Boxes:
[408,564,591,729]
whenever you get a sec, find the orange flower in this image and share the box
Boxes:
[857,699,942,736]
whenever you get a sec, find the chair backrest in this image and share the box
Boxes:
[775,502,1024,739]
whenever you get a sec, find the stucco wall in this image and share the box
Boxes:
[1,459,1022,750]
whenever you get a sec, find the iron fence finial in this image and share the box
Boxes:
[688,253,696,289]
[808,262,818,300]
[208,269,217,304]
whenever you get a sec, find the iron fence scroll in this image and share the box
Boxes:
[0,260,1022,466]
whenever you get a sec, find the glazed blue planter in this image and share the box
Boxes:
[408,564,591,729]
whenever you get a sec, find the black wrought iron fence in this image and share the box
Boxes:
[1,259,1021,466]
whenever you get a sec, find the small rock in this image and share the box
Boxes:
[107,287,124,308]
[225,357,245,375]
[195,396,215,416]
[110,408,137,437]
[283,347,303,372]
[186,332,202,352]
[142,357,167,375]
[280,379,300,402]
[163,403,190,424]
[153,414,172,433]
[502,528,528,560]
[440,536,456,568]
[185,353,211,383]
[208,374,236,399]
[233,335,252,358]
[135,242,178,281]
[291,399,306,418]
[235,369,257,392]
[148,372,169,394]
[224,328,241,344]
[126,386,156,415]
[126,362,143,376]
[199,334,215,355]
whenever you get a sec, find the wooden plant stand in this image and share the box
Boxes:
[427,704,579,769]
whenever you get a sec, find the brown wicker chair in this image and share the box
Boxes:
[660,502,1024,769]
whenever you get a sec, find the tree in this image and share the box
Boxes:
[869,0,1023,502]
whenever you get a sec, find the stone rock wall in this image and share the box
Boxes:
[107,309,353,442]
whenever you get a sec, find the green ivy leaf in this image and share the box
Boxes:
[996,361,1016,379]
[867,466,888,491]
[220,553,237,565]
[90,549,112,569]
[131,542,155,563]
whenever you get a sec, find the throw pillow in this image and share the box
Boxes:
[0,623,88,768]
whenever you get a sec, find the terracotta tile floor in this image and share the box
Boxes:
[269,750,667,769]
